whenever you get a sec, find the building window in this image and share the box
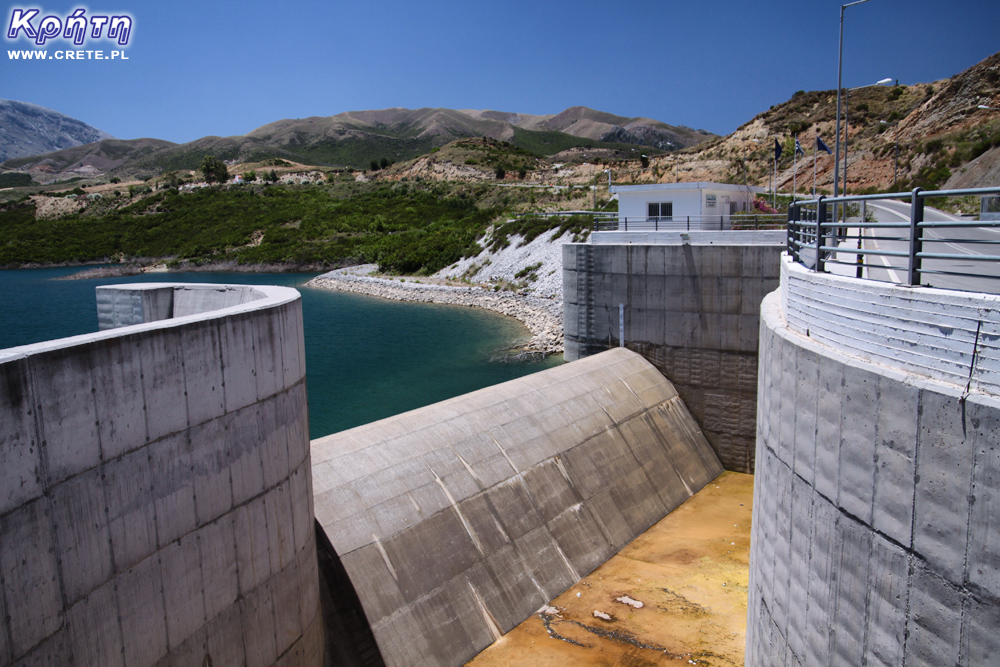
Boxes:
[648,202,672,221]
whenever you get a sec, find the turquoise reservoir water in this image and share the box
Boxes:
[0,267,562,438]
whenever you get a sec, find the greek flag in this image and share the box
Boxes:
[795,138,805,157]
[816,136,832,154]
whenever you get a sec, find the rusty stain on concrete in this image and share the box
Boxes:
[465,471,753,667]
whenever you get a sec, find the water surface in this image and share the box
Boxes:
[0,267,562,437]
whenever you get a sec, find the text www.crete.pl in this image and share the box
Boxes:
[8,49,128,59]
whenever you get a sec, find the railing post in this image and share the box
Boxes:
[624,217,628,232]
[908,187,924,286]
[787,204,796,257]
[816,197,827,273]
[687,216,690,231]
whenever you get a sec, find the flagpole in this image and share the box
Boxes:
[813,133,818,196]
[793,136,798,201]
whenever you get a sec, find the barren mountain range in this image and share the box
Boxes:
[0,99,113,163]
[0,106,712,180]
[2,50,998,193]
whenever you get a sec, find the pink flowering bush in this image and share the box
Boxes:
[752,198,778,214]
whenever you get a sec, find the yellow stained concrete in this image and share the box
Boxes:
[465,471,753,667]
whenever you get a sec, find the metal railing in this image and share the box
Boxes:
[594,214,786,232]
[787,186,1000,291]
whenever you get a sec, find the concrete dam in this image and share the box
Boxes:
[310,347,722,666]
[0,279,726,666]
[747,256,1000,665]
[0,283,321,666]
[6,224,994,665]
[563,231,785,474]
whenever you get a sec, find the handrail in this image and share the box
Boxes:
[786,186,1000,291]
[594,214,786,232]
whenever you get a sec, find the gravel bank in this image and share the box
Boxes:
[307,265,564,355]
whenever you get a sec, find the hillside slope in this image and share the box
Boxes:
[627,50,1000,194]
[0,106,716,181]
[0,99,113,162]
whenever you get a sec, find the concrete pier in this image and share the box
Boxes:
[747,258,1000,665]
[311,348,724,667]
[563,234,784,473]
[0,283,321,667]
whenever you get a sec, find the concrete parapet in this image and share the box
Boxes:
[563,240,783,473]
[747,288,1000,665]
[311,348,723,667]
[95,283,269,330]
[592,230,786,246]
[779,255,1000,395]
[0,284,320,667]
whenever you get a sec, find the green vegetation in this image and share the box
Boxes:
[509,127,643,157]
[200,155,230,184]
[0,172,35,188]
[0,181,507,274]
[0,178,606,273]
[487,214,593,252]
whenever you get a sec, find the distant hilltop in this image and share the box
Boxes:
[0,99,113,163]
[0,105,715,179]
[3,48,998,192]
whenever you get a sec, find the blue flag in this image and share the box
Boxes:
[816,135,832,154]
[774,138,782,161]
[795,138,805,157]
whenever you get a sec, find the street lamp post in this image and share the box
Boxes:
[834,0,874,222]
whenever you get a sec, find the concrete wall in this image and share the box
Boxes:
[311,348,723,667]
[563,237,784,473]
[747,288,1000,665]
[96,283,269,330]
[0,284,322,667]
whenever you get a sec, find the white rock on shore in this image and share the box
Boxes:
[306,226,584,355]
[306,265,564,355]
[434,227,575,300]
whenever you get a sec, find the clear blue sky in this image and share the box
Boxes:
[4,0,997,144]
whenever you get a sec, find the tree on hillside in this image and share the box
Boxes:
[200,155,229,184]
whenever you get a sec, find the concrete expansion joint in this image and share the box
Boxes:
[763,443,916,556]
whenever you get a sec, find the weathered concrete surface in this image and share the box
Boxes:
[747,287,1000,666]
[311,348,723,667]
[95,283,269,330]
[563,240,783,473]
[779,256,1000,395]
[0,284,321,667]
[465,471,753,667]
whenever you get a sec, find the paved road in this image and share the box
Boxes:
[864,199,1000,294]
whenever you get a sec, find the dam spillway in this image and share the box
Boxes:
[1,279,735,667]
[311,347,724,667]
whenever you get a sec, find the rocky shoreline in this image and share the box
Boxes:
[307,265,564,355]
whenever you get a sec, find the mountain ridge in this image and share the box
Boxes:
[0,99,114,163]
[0,105,714,180]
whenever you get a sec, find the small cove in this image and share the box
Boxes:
[0,267,562,437]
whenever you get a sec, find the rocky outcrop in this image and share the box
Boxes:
[0,99,112,163]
